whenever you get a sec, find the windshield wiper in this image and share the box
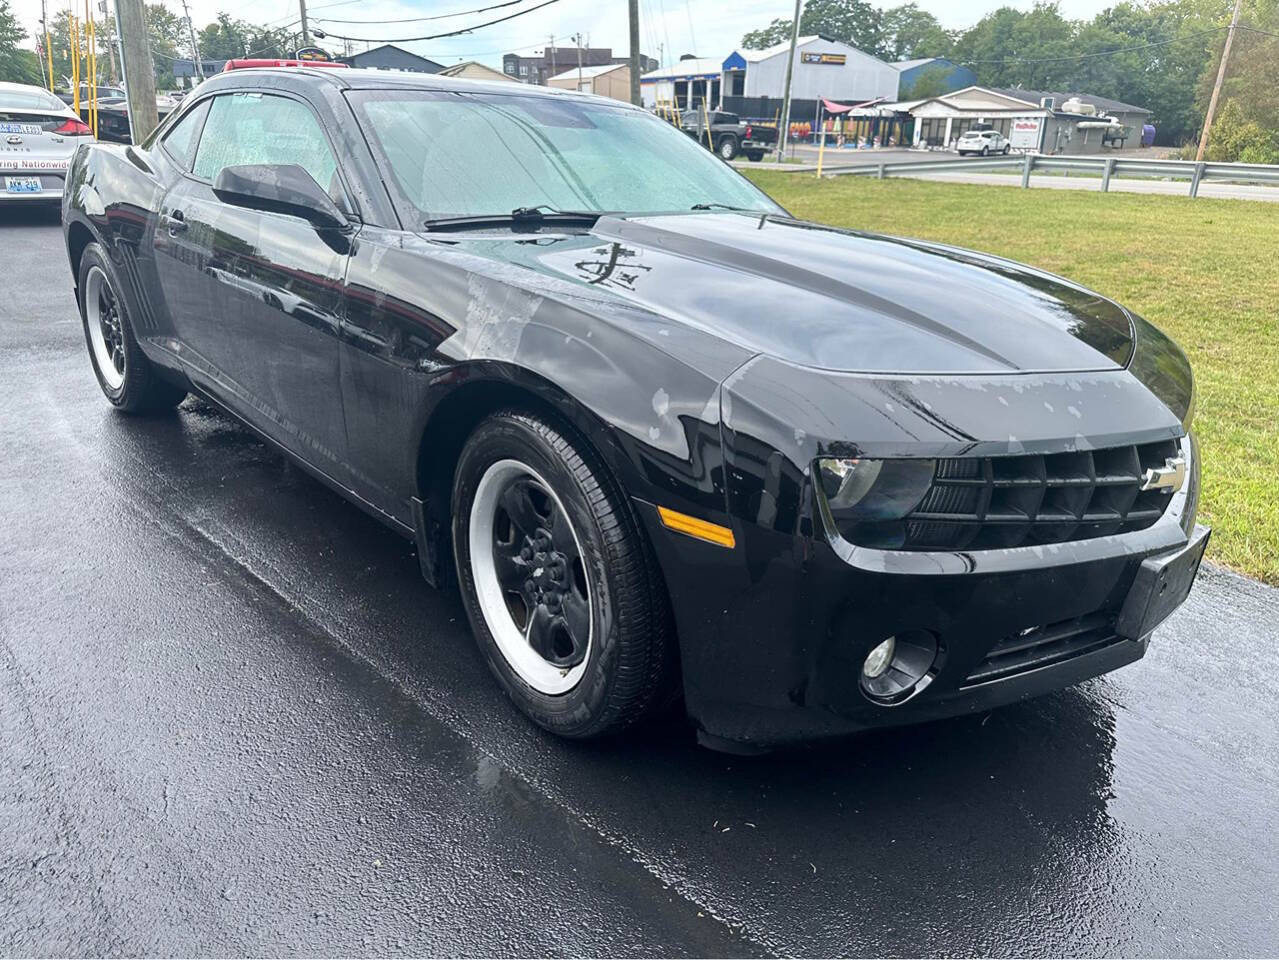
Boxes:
[422,205,609,231]
[690,202,757,211]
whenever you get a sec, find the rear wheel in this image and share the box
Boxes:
[452,410,676,739]
[717,135,739,160]
[78,242,186,412]
[745,150,764,162]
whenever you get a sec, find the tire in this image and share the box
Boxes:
[452,409,676,739]
[717,136,739,160]
[1003,143,1011,154]
[980,145,989,156]
[78,241,186,412]
[745,150,764,162]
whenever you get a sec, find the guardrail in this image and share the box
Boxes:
[832,153,1279,197]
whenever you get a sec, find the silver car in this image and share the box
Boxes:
[0,82,94,203]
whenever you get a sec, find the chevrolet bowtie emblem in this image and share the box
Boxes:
[1139,455,1187,493]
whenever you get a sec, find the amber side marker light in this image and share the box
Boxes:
[657,506,736,549]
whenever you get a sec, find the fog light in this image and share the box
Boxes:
[862,636,896,679]
[860,629,940,704]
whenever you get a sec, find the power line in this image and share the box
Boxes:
[315,0,528,26]
[312,0,562,43]
[1237,23,1279,40]
[952,26,1228,66]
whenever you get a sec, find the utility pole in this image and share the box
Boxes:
[1195,0,1243,163]
[115,0,158,142]
[548,33,556,84]
[574,31,583,90]
[298,0,310,47]
[627,0,641,106]
[99,0,118,84]
[40,0,54,91]
[774,0,803,165]
[179,0,204,81]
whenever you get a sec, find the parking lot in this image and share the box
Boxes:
[2,204,1278,956]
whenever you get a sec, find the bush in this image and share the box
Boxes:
[1205,99,1279,164]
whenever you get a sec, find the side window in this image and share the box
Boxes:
[160,99,210,169]
[192,92,340,199]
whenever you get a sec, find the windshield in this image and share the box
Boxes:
[350,89,783,222]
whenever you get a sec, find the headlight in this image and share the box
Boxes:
[815,457,935,547]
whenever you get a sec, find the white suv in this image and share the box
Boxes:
[957,129,1010,156]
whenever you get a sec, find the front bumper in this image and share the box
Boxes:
[637,442,1206,751]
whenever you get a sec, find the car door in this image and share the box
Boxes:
[152,90,352,476]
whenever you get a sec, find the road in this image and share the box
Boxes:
[2,205,1278,957]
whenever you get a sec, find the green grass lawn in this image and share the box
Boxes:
[744,172,1279,585]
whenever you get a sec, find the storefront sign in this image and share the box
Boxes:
[802,53,846,65]
[1010,117,1042,148]
[295,46,332,61]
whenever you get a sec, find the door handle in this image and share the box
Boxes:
[163,209,187,235]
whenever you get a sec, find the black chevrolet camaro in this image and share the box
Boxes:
[62,66,1208,752]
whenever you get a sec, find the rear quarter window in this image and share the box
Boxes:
[0,88,67,111]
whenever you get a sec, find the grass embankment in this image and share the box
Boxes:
[743,172,1279,584]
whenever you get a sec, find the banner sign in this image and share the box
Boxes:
[1010,117,1042,148]
[802,53,846,65]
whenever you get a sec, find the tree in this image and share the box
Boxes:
[1198,3,1279,157]
[0,0,42,84]
[197,13,296,61]
[902,64,954,98]
[1203,98,1279,162]
[950,4,1077,90]
[143,3,185,90]
[881,4,952,60]
[741,0,886,56]
[1093,0,1224,145]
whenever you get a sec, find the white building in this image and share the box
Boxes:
[548,63,633,102]
[639,57,723,110]
[640,37,898,113]
[878,86,1151,153]
[720,36,899,104]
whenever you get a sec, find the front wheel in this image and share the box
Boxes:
[452,410,676,739]
[1003,143,1011,154]
[77,242,186,412]
[980,145,989,156]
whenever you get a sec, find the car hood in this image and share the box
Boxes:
[449,212,1136,376]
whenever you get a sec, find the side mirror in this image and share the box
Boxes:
[212,163,348,231]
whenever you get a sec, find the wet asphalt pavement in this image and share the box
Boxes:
[2,205,1277,957]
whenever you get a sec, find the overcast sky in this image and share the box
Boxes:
[15,0,1119,70]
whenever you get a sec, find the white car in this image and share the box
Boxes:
[957,129,1011,156]
[0,82,94,204]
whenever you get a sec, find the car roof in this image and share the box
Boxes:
[0,81,75,111]
[202,66,644,111]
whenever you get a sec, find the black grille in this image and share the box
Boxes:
[963,612,1122,686]
[902,439,1181,551]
